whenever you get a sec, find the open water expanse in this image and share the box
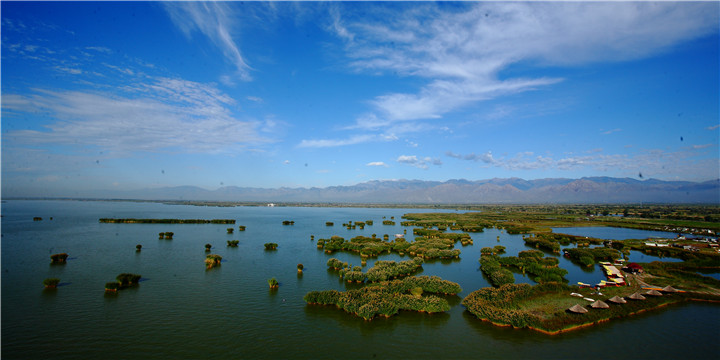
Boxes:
[2,200,718,359]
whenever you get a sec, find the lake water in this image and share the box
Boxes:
[2,200,719,359]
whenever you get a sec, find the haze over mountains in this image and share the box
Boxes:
[73,177,720,204]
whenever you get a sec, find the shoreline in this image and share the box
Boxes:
[475,297,720,335]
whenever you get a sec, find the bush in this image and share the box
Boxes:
[268,278,279,288]
[116,273,141,286]
[105,282,119,291]
[205,254,222,268]
[43,278,60,288]
[264,243,278,250]
[50,253,69,263]
[490,269,515,287]
[227,240,239,247]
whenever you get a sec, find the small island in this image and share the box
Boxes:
[316,232,464,259]
[205,254,222,269]
[50,253,69,263]
[105,273,142,292]
[43,278,60,288]
[304,275,461,320]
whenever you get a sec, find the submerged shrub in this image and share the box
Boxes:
[50,253,69,263]
[43,278,60,288]
[116,273,142,287]
[105,282,119,291]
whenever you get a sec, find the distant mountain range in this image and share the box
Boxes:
[79,177,720,204]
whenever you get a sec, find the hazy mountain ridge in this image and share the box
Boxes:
[74,177,720,204]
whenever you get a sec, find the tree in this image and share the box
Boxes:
[43,278,60,288]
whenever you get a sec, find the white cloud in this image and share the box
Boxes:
[447,146,719,180]
[85,46,113,54]
[164,2,252,81]
[707,124,720,131]
[297,134,376,148]
[334,2,717,124]
[366,161,387,167]
[693,144,714,149]
[54,66,82,75]
[396,155,442,169]
[3,78,272,154]
[446,151,495,164]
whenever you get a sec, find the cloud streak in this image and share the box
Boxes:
[397,155,442,169]
[3,78,271,154]
[447,147,720,180]
[164,2,252,81]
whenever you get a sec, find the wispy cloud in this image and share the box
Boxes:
[3,78,272,154]
[164,2,252,81]
[333,2,717,127]
[707,124,720,131]
[446,151,496,164]
[366,161,388,167]
[447,146,719,180]
[297,134,376,148]
[693,144,714,149]
[602,128,622,135]
[397,155,442,169]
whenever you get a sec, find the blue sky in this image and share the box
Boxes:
[2,1,719,197]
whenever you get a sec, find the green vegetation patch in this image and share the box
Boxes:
[480,252,567,287]
[564,247,621,267]
[304,276,461,320]
[317,233,463,260]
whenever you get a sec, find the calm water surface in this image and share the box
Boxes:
[2,200,718,359]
